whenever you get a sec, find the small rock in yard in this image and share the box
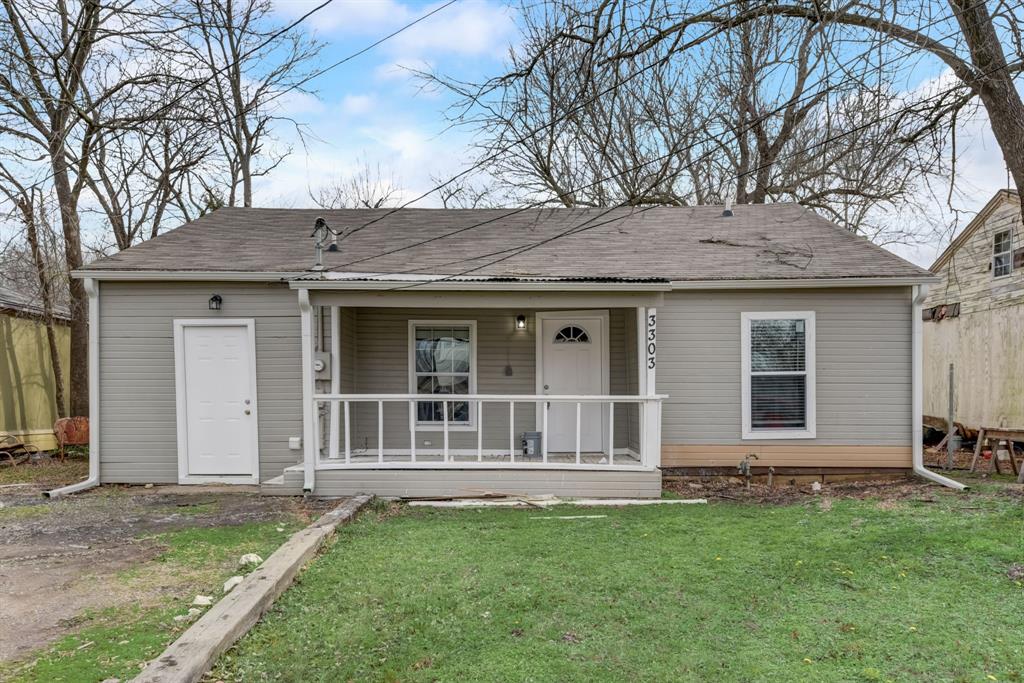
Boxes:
[192,595,214,606]
[276,526,285,532]
[811,481,822,493]
[144,483,154,489]
[223,575,244,593]
[1008,563,1024,581]
[172,607,202,622]
[238,553,263,567]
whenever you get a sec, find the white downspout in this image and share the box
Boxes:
[299,289,316,492]
[912,284,966,490]
[46,278,101,497]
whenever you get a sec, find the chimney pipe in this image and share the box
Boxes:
[722,198,733,217]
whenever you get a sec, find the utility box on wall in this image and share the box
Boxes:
[521,431,542,457]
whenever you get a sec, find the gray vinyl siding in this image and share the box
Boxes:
[341,307,638,452]
[98,281,302,483]
[657,287,913,446]
[270,467,662,498]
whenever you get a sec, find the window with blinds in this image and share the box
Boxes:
[741,312,816,439]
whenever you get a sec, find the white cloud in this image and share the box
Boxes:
[340,93,378,115]
[274,0,515,58]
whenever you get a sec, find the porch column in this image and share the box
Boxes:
[638,306,661,468]
[299,289,316,492]
[329,306,341,461]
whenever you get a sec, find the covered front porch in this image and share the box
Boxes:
[289,281,666,496]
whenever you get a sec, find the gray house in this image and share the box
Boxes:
[56,204,961,499]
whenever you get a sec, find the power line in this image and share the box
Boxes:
[328,0,1003,273]
[328,0,994,245]
[383,52,1023,292]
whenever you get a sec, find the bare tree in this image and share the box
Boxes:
[179,0,319,207]
[532,0,1024,224]
[430,0,946,241]
[0,0,182,414]
[434,174,506,209]
[310,159,402,209]
[0,176,67,418]
[83,92,218,251]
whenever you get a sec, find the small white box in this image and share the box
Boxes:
[288,436,302,450]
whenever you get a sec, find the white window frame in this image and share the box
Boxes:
[408,320,478,432]
[993,228,1013,278]
[741,311,816,440]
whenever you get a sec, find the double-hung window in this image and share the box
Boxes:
[741,312,816,439]
[409,321,476,429]
[993,229,1013,278]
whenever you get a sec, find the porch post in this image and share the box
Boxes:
[299,289,316,492]
[638,306,661,468]
[329,306,340,461]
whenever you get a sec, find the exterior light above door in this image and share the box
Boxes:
[516,314,527,330]
[209,294,223,311]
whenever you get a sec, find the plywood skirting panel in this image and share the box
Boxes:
[661,444,912,468]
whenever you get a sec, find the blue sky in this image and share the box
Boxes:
[264,0,1013,267]
[264,0,516,208]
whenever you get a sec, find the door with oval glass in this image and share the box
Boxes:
[538,312,608,454]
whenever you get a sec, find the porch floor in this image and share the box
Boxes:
[320,451,641,466]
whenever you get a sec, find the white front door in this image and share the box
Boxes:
[175,321,258,482]
[539,313,608,453]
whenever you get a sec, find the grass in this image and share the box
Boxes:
[213,490,1024,682]
[0,520,302,683]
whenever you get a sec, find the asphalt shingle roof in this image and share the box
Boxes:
[80,204,931,281]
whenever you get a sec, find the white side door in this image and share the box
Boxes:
[539,313,608,453]
[175,321,258,482]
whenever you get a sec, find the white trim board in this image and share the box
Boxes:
[173,318,261,485]
[740,311,816,440]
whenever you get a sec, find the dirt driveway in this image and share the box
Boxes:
[0,480,330,663]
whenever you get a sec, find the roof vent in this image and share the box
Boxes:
[722,198,733,218]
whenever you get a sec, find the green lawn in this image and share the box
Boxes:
[1,521,302,683]
[214,487,1024,682]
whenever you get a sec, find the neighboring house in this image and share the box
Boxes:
[923,189,1023,433]
[0,284,70,450]
[68,204,942,498]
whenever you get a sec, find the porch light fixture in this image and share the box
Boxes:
[516,314,527,330]
[209,294,223,311]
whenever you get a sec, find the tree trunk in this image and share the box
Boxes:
[22,197,67,419]
[50,145,88,417]
[950,0,1024,217]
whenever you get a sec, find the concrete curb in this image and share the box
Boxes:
[132,494,372,683]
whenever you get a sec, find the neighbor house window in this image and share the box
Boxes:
[741,312,816,439]
[409,321,476,428]
[993,229,1013,277]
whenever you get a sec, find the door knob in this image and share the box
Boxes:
[543,384,549,390]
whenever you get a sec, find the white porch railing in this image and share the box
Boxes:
[312,393,664,471]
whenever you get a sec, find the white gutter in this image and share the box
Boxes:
[669,276,940,290]
[46,278,101,497]
[911,284,966,490]
[70,270,299,281]
[289,279,672,292]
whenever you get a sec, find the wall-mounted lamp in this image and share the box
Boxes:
[515,314,527,330]
[209,294,223,311]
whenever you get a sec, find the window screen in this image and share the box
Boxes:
[749,318,809,431]
[413,325,471,423]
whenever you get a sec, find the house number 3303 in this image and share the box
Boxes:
[646,312,657,369]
